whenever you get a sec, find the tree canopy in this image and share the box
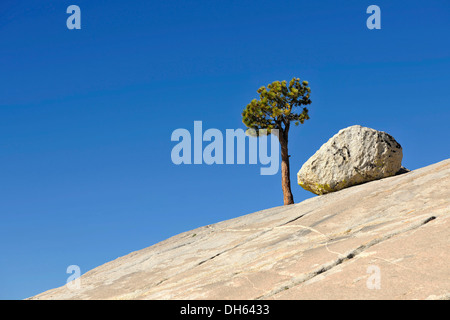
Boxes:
[242,78,311,136]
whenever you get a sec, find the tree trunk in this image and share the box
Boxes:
[278,128,294,205]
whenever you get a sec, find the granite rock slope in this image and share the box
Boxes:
[29,159,450,300]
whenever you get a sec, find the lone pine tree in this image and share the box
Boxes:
[242,78,311,205]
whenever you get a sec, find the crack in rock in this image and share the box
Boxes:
[256,215,438,299]
[153,209,313,288]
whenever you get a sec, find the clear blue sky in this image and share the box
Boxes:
[1,0,449,299]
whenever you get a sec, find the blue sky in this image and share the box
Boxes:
[1,0,449,299]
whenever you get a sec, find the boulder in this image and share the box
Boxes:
[297,125,403,195]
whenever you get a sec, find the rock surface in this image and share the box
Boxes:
[297,125,403,195]
[29,159,450,300]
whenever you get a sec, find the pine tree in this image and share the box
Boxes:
[242,78,311,205]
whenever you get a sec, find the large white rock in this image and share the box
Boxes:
[297,125,403,195]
